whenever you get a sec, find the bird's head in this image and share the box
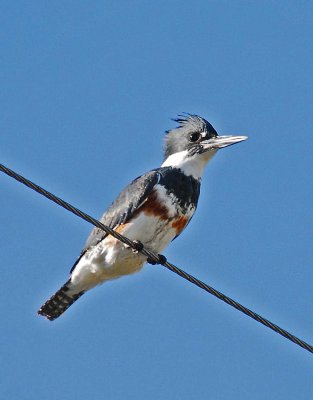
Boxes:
[162,114,247,178]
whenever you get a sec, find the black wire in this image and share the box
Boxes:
[1,162,313,354]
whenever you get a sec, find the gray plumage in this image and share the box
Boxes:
[83,171,160,251]
[163,114,218,160]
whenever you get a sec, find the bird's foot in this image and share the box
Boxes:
[132,240,144,254]
[147,254,167,265]
[132,240,167,265]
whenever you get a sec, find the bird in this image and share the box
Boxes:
[38,114,247,320]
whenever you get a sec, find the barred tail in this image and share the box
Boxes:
[37,280,84,321]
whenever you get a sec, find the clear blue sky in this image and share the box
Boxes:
[1,1,313,399]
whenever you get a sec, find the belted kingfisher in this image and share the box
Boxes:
[38,114,247,320]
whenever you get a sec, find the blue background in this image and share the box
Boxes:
[1,1,313,399]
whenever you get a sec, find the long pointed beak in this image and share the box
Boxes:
[201,135,248,151]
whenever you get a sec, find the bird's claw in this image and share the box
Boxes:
[132,240,144,254]
[147,254,167,265]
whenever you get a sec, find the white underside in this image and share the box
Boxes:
[70,213,175,292]
[69,184,195,294]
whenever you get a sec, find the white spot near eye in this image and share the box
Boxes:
[200,131,207,138]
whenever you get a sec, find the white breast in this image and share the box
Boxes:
[70,184,195,293]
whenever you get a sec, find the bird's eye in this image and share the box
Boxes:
[189,132,201,142]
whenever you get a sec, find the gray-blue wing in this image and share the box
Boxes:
[70,170,160,273]
[84,170,161,251]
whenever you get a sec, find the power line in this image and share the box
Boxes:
[1,162,312,354]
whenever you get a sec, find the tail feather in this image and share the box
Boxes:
[37,280,84,321]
